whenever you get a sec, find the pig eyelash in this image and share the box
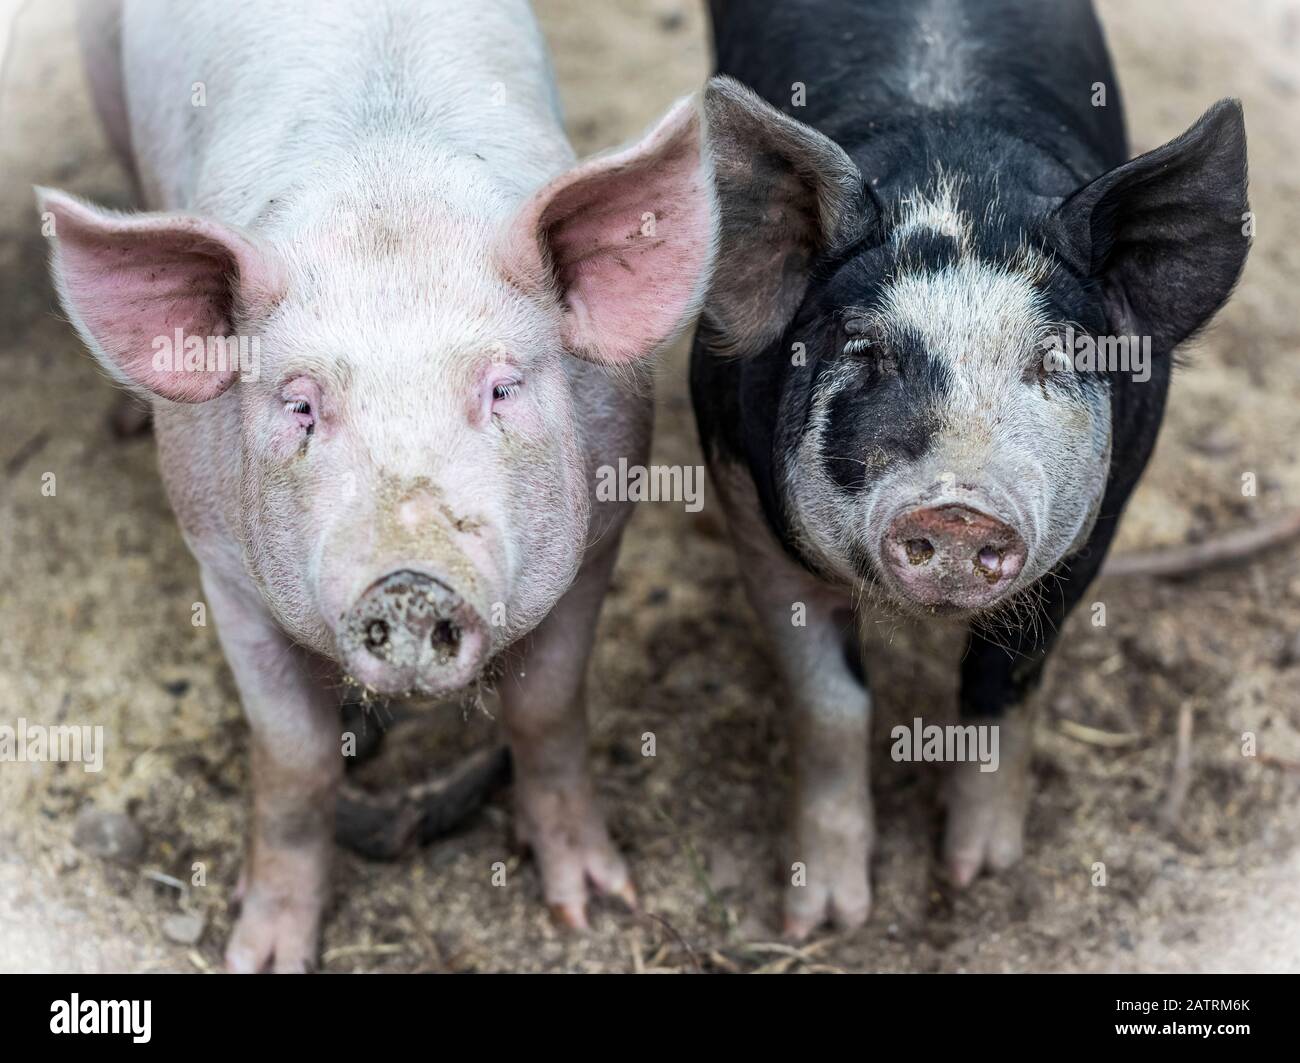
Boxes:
[843,337,873,357]
[491,381,521,402]
[284,398,315,434]
[1026,339,1072,390]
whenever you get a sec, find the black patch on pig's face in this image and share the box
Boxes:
[813,321,948,494]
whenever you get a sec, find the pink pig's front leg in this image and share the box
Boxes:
[497,544,635,930]
[202,568,342,973]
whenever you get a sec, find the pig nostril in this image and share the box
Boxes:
[431,619,461,652]
[905,538,934,565]
[364,619,390,651]
[975,547,1003,581]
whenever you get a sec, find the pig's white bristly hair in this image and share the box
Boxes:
[891,171,974,252]
[905,0,980,110]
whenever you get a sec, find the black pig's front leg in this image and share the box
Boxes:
[945,513,1123,885]
[715,468,873,938]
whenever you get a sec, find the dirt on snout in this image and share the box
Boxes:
[1,0,1298,973]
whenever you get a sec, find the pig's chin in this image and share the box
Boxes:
[875,582,987,623]
[860,558,1029,625]
[894,597,981,622]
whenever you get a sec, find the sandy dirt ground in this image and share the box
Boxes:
[1,0,1297,973]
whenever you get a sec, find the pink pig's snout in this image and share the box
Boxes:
[339,569,489,697]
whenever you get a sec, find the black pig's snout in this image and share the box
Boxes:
[881,504,1027,611]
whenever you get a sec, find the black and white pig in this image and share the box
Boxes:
[40,0,719,969]
[692,0,1250,937]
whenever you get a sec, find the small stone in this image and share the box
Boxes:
[72,808,145,866]
[1189,426,1236,457]
[708,848,743,892]
[161,911,206,946]
[1277,631,1300,669]
[1266,69,1298,97]
[658,10,685,32]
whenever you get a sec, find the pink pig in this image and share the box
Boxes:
[41,0,717,971]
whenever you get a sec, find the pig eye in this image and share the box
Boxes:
[485,375,522,425]
[842,317,877,359]
[1028,341,1070,396]
[842,330,899,376]
[284,398,315,433]
[491,380,520,404]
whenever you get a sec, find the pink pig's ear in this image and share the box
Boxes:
[36,187,285,402]
[500,95,716,367]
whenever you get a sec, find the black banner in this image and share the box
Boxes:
[3,973,1292,1051]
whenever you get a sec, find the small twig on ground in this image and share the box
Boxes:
[732,937,838,974]
[3,429,50,476]
[1058,719,1143,748]
[187,950,214,974]
[740,939,836,960]
[634,910,701,973]
[753,955,800,975]
[320,942,408,964]
[1103,511,1300,580]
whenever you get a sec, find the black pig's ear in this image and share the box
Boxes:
[1050,99,1250,351]
[701,75,877,355]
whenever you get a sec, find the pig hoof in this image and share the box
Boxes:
[612,877,639,911]
[545,876,634,931]
[942,779,1027,887]
[539,851,635,931]
[516,785,635,929]
[548,901,590,931]
[944,831,1024,888]
[783,878,871,941]
[225,894,322,974]
[530,833,635,930]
